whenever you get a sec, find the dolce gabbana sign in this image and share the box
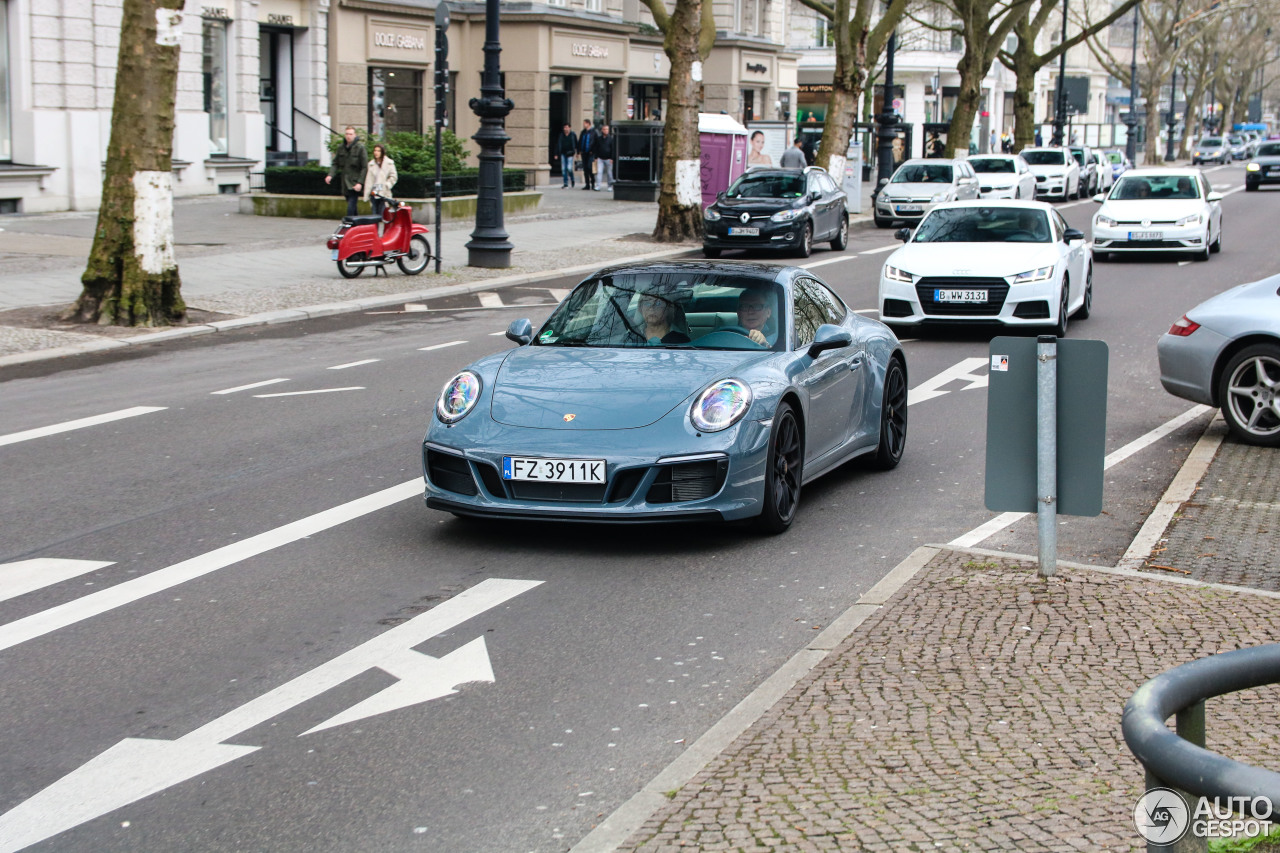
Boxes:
[571,42,610,59]
[367,18,431,62]
[375,31,426,50]
[551,31,626,72]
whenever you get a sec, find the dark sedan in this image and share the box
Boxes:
[1246,141,1280,191]
[703,167,849,259]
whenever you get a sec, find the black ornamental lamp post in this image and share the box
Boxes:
[466,0,515,268]
[1164,0,1183,161]
[875,25,899,199]
[1124,6,1140,164]
[1051,0,1069,146]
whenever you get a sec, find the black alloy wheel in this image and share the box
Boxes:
[1052,279,1070,338]
[1074,265,1093,319]
[758,403,803,534]
[871,358,908,470]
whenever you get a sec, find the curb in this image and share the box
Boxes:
[0,244,695,370]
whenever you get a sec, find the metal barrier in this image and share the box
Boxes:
[1122,643,1280,852]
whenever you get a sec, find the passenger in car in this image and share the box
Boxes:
[634,291,691,345]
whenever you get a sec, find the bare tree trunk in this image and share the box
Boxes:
[1011,55,1038,152]
[71,0,185,326]
[945,49,986,157]
[1142,73,1163,164]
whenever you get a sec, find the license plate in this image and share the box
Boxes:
[934,289,987,303]
[331,249,339,260]
[896,204,923,213]
[1129,231,1162,240]
[728,227,760,236]
[502,456,606,483]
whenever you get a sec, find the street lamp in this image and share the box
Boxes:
[1124,6,1140,164]
[1165,0,1183,161]
[1051,0,1069,146]
[875,23,899,199]
[466,0,515,268]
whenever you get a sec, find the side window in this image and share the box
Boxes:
[806,279,847,324]
[819,172,838,194]
[1051,211,1068,239]
[807,174,823,196]
[792,281,825,347]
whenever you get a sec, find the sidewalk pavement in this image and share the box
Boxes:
[0,182,699,363]
[575,416,1280,853]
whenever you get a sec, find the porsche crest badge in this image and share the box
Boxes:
[563,413,576,422]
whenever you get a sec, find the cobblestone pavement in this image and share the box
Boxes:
[617,548,1280,852]
[1139,439,1280,591]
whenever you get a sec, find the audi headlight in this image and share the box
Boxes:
[1246,162,1261,172]
[884,265,914,283]
[1095,214,1118,227]
[771,208,805,222]
[704,207,722,221]
[1011,266,1054,284]
[436,371,482,423]
[1176,213,1203,226]
[691,379,752,433]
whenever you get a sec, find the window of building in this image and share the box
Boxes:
[370,67,423,136]
[548,0,567,7]
[593,78,614,125]
[949,30,963,52]
[584,0,602,10]
[0,1,10,162]
[203,18,230,155]
[814,17,834,47]
[630,83,666,120]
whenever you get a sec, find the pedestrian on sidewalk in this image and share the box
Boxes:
[556,124,578,188]
[781,137,807,169]
[326,126,368,218]
[579,119,597,191]
[363,143,398,217]
[593,124,615,191]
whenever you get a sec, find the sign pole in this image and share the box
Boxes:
[1036,335,1058,577]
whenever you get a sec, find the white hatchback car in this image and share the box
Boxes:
[878,200,1093,337]
[968,154,1037,200]
[1091,169,1223,262]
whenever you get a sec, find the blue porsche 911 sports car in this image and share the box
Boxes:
[422,261,907,532]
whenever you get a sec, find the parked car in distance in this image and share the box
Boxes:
[1226,134,1251,160]
[1090,152,1114,192]
[874,158,981,227]
[1245,140,1280,191]
[423,261,909,533]
[702,167,849,259]
[1104,150,1132,181]
[1069,145,1103,196]
[877,200,1091,338]
[1157,274,1280,446]
[1021,147,1082,201]
[968,154,1037,200]
[1192,137,1230,165]
[1091,169,1223,262]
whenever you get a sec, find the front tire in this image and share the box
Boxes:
[337,252,366,278]
[1210,224,1222,254]
[703,247,722,259]
[870,358,908,470]
[1218,344,1280,446]
[1074,265,1093,319]
[830,213,849,251]
[795,222,813,258]
[396,234,432,275]
[1052,279,1070,338]
[758,403,803,534]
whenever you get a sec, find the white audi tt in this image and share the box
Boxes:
[878,200,1093,337]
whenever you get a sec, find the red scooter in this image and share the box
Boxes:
[327,194,432,278]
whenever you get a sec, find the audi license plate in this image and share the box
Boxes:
[1129,231,1163,241]
[728,226,760,236]
[502,456,606,483]
[934,289,987,304]
[896,204,923,213]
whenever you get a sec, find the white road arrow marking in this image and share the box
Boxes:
[0,578,541,853]
[477,292,505,308]
[908,357,989,406]
[0,559,115,604]
[0,406,166,449]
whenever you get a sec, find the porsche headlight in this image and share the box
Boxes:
[1247,162,1261,172]
[691,379,752,433]
[1176,213,1204,226]
[1011,266,1054,284]
[884,265,914,283]
[436,371,482,423]
[771,208,805,222]
[704,207,722,221]
[1095,213,1118,227]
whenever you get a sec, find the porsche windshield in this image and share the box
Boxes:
[726,174,805,198]
[534,273,786,351]
[913,207,1052,243]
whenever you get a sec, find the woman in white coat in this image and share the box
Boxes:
[363,144,398,217]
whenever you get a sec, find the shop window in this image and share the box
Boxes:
[0,1,10,162]
[370,67,424,136]
[203,18,229,155]
[593,78,614,126]
[630,83,665,121]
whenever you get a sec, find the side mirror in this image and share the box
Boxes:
[716,190,726,201]
[1092,193,1106,202]
[1207,191,1224,202]
[506,318,533,345]
[807,324,853,359]
[1063,228,1085,243]
[895,227,912,242]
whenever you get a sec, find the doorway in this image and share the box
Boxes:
[259,27,295,156]
[549,75,569,178]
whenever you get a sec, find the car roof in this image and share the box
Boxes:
[1115,167,1205,178]
[930,199,1055,211]
[735,167,827,178]
[588,260,793,285]
[968,153,1018,159]
[898,158,960,167]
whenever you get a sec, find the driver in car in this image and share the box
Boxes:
[737,290,776,346]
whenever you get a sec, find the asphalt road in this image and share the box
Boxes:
[0,163,1274,853]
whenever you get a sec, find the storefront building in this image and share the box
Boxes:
[0,0,330,213]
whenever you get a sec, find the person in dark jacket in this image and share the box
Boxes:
[579,119,597,191]
[556,124,578,188]
[592,124,615,191]
[326,126,368,217]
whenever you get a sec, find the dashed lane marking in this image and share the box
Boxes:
[327,359,381,370]
[799,255,857,269]
[859,244,900,255]
[418,340,467,352]
[253,387,365,398]
[0,406,168,449]
[212,379,289,395]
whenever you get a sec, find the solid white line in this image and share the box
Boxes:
[0,559,115,605]
[799,255,857,269]
[0,407,167,449]
[254,387,364,398]
[489,331,507,336]
[859,244,900,255]
[1220,185,1246,198]
[327,359,380,370]
[0,479,423,653]
[211,379,289,395]
[947,404,1214,548]
[418,340,467,352]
